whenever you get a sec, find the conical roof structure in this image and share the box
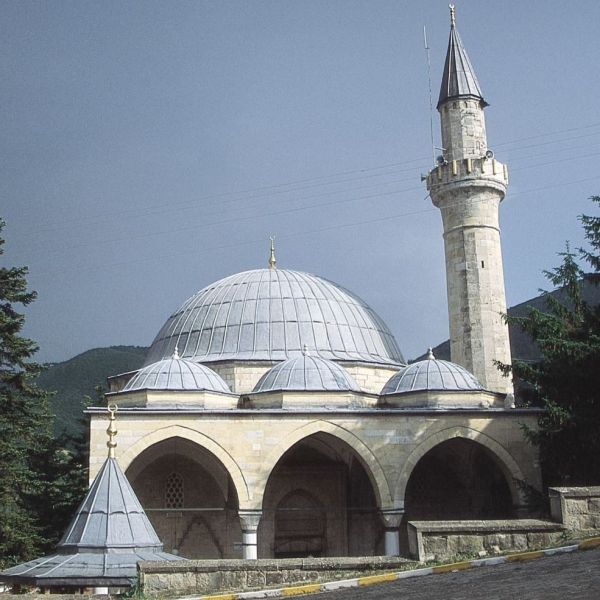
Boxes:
[58,457,164,552]
[437,6,487,108]
[0,407,180,590]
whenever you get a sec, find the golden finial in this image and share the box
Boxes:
[106,404,118,459]
[268,236,277,270]
[449,4,456,28]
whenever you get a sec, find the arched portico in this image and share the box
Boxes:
[394,427,527,557]
[119,424,249,504]
[258,420,393,510]
[257,427,391,558]
[123,433,244,559]
[394,426,526,508]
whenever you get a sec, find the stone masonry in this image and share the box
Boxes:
[428,98,513,396]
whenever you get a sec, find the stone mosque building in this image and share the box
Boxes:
[86,9,542,560]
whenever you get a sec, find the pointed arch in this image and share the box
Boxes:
[394,426,526,506]
[118,425,249,503]
[259,420,393,509]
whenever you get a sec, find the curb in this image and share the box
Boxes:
[179,536,600,600]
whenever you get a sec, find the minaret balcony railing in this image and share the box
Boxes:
[426,156,508,193]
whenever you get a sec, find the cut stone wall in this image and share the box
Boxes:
[549,487,600,534]
[407,519,565,562]
[138,556,409,596]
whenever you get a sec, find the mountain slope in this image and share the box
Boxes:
[37,345,148,435]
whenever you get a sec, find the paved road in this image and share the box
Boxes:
[303,548,600,600]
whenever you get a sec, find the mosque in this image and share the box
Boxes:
[80,7,542,562]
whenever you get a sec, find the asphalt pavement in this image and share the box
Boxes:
[300,547,600,600]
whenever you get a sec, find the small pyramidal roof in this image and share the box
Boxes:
[382,348,484,394]
[253,347,361,393]
[58,457,162,552]
[0,406,180,589]
[437,4,487,109]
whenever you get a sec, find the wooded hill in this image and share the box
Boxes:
[37,345,147,435]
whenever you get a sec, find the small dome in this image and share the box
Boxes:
[253,352,361,393]
[123,352,231,394]
[382,349,483,394]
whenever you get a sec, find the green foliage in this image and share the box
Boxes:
[505,197,600,486]
[0,218,53,567]
[0,218,93,568]
[37,346,147,437]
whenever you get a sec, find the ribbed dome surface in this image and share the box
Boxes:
[124,356,231,393]
[382,352,483,394]
[253,354,361,393]
[145,269,404,366]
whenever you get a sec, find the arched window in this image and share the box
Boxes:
[165,472,184,509]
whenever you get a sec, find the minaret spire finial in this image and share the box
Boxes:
[106,404,118,459]
[449,4,456,28]
[268,236,277,270]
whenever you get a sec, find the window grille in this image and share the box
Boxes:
[165,472,184,509]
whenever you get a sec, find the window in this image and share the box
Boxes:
[165,472,184,509]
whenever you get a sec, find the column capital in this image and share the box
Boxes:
[380,508,404,529]
[239,509,262,531]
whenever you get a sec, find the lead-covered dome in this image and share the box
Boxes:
[123,353,231,394]
[382,350,483,394]
[253,353,361,393]
[145,269,404,367]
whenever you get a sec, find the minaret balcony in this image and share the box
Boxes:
[426,156,508,194]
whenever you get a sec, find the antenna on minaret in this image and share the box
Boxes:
[423,25,436,167]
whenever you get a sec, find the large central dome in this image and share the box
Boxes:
[145,269,404,366]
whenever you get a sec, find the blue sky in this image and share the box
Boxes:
[2,0,600,363]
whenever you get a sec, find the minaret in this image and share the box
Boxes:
[427,6,513,396]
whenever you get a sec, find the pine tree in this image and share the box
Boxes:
[504,196,600,486]
[0,217,53,567]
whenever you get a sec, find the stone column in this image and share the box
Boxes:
[380,509,403,556]
[239,509,262,560]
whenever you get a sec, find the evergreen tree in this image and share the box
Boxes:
[0,218,53,567]
[504,197,600,486]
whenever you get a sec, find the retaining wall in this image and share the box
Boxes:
[138,556,410,596]
[549,486,600,533]
[407,519,565,562]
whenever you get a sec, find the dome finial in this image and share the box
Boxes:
[268,236,277,270]
[302,344,309,356]
[106,404,118,459]
[427,347,435,360]
[449,4,456,28]
[172,345,180,360]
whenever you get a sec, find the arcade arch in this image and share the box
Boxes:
[125,436,242,559]
[258,432,385,558]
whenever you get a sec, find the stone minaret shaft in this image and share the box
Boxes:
[427,8,513,396]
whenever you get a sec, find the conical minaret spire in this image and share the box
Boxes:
[438,4,487,110]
